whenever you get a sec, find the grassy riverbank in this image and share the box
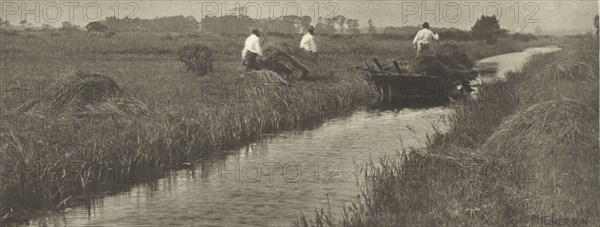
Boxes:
[295,36,599,226]
[0,31,561,223]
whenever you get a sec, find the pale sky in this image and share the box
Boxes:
[1,1,598,33]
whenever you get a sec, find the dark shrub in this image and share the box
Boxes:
[85,22,108,33]
[178,43,214,76]
[486,36,498,44]
[472,15,500,40]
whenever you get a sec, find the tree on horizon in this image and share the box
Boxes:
[472,15,501,44]
[347,19,360,34]
[368,19,377,34]
[86,21,109,33]
[299,16,312,33]
[315,16,336,34]
[333,15,346,33]
[594,15,599,37]
[59,21,77,31]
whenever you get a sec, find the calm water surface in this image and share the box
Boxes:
[473,46,562,83]
[35,107,452,226]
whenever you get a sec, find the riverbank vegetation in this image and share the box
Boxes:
[295,35,599,226]
[0,30,561,224]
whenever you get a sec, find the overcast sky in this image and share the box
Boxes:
[2,1,598,33]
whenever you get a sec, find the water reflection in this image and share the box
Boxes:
[367,96,449,112]
[31,102,451,226]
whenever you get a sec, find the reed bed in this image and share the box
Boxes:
[0,69,377,223]
[482,99,599,224]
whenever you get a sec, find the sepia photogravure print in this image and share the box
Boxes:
[1,0,598,226]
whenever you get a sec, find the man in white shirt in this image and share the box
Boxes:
[413,22,439,55]
[242,28,263,71]
[300,26,318,59]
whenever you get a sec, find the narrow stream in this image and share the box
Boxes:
[473,46,562,83]
[30,46,561,226]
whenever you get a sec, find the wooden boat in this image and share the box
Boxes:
[359,58,468,103]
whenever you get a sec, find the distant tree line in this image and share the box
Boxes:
[1,12,552,43]
[377,15,541,43]
[377,26,471,40]
[200,14,539,43]
[103,16,198,32]
[201,15,301,35]
[200,9,364,35]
